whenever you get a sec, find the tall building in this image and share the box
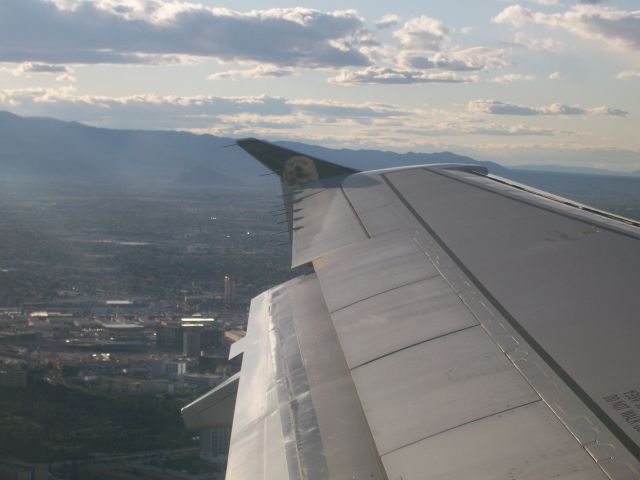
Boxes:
[200,426,232,461]
[200,328,224,349]
[165,360,186,379]
[182,328,202,357]
[223,275,235,305]
[156,324,183,350]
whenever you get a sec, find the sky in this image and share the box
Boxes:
[1,0,639,171]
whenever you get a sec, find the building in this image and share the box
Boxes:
[200,426,232,461]
[183,328,202,357]
[157,317,222,357]
[223,275,235,304]
[0,370,27,388]
[165,360,186,379]
[101,323,145,342]
[156,324,183,350]
[0,461,48,480]
[200,328,224,349]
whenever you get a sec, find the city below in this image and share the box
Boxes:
[1,274,250,480]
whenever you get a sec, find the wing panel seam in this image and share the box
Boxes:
[381,399,542,457]
[351,324,480,370]
[340,185,372,239]
[328,272,440,314]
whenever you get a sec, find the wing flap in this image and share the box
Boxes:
[225,274,386,480]
[383,401,608,480]
[292,186,368,267]
[181,373,239,430]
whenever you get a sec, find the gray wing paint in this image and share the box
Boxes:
[183,139,640,479]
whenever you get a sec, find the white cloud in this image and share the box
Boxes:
[493,5,534,28]
[329,67,478,85]
[0,88,408,129]
[55,73,77,82]
[399,47,508,71]
[469,99,628,116]
[341,15,508,85]
[491,73,536,83]
[494,4,640,52]
[375,14,401,29]
[0,0,372,67]
[533,0,560,5]
[617,70,640,80]
[549,71,561,80]
[208,65,296,80]
[0,88,566,140]
[513,32,564,52]
[399,123,564,136]
[4,62,72,76]
[393,16,450,51]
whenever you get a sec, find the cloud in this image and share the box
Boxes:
[400,123,563,136]
[208,65,295,80]
[617,70,640,80]
[326,13,507,87]
[491,73,536,83]
[512,32,564,52]
[214,113,304,130]
[56,73,77,83]
[493,5,534,28]
[494,4,640,52]
[336,16,508,85]
[468,99,628,116]
[470,125,559,136]
[533,0,560,5]
[375,14,401,29]
[0,0,372,67]
[393,16,450,51]
[4,62,71,75]
[548,71,561,80]
[399,47,508,71]
[0,88,407,129]
[18,63,69,74]
[329,67,478,85]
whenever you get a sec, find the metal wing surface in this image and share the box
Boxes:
[183,139,640,480]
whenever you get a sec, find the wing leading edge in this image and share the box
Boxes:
[183,139,640,480]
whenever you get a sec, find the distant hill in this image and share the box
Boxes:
[0,111,509,185]
[511,164,627,177]
[278,140,509,175]
[0,111,253,185]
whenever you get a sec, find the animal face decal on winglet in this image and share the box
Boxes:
[282,156,319,186]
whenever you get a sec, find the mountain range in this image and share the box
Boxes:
[0,111,509,186]
[2,111,637,186]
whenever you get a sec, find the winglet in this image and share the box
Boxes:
[236,138,358,187]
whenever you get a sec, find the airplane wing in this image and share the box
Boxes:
[182,139,640,480]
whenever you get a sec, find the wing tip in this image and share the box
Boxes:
[236,137,358,183]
